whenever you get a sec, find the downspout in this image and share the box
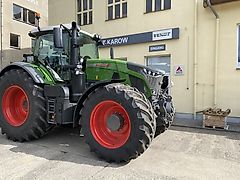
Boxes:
[206,0,220,107]
[193,0,198,120]
[0,0,3,70]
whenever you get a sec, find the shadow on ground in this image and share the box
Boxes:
[0,126,127,168]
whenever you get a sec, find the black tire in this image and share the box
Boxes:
[0,69,53,142]
[81,83,156,162]
[109,84,157,140]
[154,95,175,137]
[155,121,166,137]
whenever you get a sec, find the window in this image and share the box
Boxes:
[34,33,71,80]
[10,33,20,48]
[13,4,37,26]
[77,0,93,26]
[23,8,27,23]
[146,0,171,13]
[13,4,22,20]
[107,0,127,20]
[155,0,161,11]
[238,25,240,67]
[146,56,171,75]
[28,10,36,25]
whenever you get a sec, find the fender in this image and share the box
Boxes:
[0,62,45,84]
[73,79,125,127]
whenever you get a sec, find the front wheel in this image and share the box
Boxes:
[81,83,156,162]
[154,94,175,137]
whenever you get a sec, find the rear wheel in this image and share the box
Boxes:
[0,69,53,142]
[81,83,156,162]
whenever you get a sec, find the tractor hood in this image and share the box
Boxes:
[127,62,165,77]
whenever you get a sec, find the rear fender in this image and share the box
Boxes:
[0,62,45,84]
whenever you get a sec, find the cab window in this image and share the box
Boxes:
[34,33,70,68]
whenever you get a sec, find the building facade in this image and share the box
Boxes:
[0,0,48,69]
[49,0,240,122]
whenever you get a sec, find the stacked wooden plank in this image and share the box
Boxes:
[201,108,231,130]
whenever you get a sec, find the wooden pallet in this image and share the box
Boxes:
[203,125,229,130]
[203,115,228,130]
[200,108,231,130]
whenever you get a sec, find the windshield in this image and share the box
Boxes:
[78,33,99,59]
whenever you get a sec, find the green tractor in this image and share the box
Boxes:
[0,22,175,162]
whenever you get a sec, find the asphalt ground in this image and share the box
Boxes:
[0,126,240,180]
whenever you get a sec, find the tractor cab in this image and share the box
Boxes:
[29,24,100,80]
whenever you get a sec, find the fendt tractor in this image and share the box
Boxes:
[0,20,175,162]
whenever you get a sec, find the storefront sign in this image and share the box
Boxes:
[149,44,166,52]
[174,65,184,76]
[102,37,129,46]
[152,29,173,41]
[101,28,179,47]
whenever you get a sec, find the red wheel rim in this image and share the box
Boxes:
[2,85,29,127]
[90,100,131,149]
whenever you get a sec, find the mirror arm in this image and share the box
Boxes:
[60,24,72,36]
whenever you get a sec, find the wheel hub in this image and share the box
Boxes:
[107,113,124,132]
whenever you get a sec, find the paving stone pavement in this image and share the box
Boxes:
[0,126,240,180]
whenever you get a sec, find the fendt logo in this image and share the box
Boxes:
[152,29,173,41]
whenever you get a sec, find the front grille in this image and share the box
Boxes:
[143,70,163,93]
[127,62,165,93]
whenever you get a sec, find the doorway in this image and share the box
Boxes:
[146,55,171,93]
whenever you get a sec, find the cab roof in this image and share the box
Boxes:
[29,24,94,38]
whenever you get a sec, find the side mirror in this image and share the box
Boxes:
[53,27,63,48]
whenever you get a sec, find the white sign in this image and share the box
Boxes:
[152,29,173,41]
[174,65,184,76]
[27,0,39,6]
